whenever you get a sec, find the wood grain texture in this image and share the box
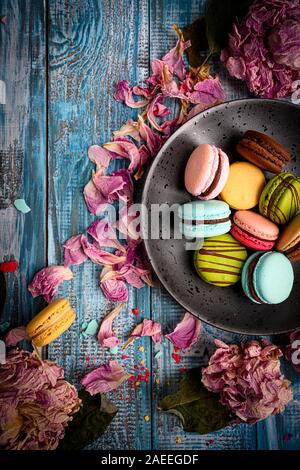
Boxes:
[1,0,300,451]
[47,0,153,450]
[0,0,46,329]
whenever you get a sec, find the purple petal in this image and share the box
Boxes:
[81,361,131,395]
[98,303,125,348]
[162,36,190,80]
[87,219,125,252]
[81,235,126,266]
[166,312,202,351]
[83,177,108,215]
[28,266,73,303]
[63,234,88,267]
[103,139,141,172]
[188,77,225,104]
[125,319,162,348]
[100,268,129,302]
[114,80,149,108]
[88,145,111,171]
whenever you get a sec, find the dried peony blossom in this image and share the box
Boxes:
[80,360,131,395]
[98,303,125,348]
[123,319,162,349]
[4,326,30,346]
[28,266,73,303]
[63,234,88,267]
[285,328,300,373]
[221,0,300,98]
[0,350,80,450]
[166,312,202,351]
[202,340,293,424]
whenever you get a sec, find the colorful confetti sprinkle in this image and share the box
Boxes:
[138,346,145,352]
[121,355,129,360]
[140,359,145,365]
[110,345,119,355]
[144,415,150,422]
[14,199,31,214]
[81,319,99,338]
[175,437,182,444]
[172,353,181,364]
[0,261,18,272]
[155,378,159,384]
[132,308,139,316]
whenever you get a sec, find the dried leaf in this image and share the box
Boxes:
[160,368,231,434]
[205,0,252,53]
[59,390,117,450]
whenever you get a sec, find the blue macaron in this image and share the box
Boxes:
[242,251,294,304]
[178,200,231,238]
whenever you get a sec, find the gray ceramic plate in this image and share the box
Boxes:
[141,98,300,335]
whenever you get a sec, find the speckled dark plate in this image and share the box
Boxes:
[141,99,300,335]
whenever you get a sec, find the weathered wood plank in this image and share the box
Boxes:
[47,0,152,450]
[0,0,46,327]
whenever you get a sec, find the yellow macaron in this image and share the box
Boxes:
[220,161,265,210]
[26,298,76,347]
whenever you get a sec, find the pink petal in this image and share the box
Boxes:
[80,360,131,395]
[88,145,111,172]
[114,80,149,108]
[100,267,128,302]
[124,319,162,348]
[162,36,190,80]
[28,266,73,303]
[188,77,225,105]
[98,303,125,348]
[166,312,202,351]
[134,145,151,180]
[116,205,141,241]
[87,219,125,252]
[81,235,126,266]
[111,169,134,203]
[63,234,88,267]
[113,119,141,142]
[83,177,108,215]
[5,326,30,346]
[92,172,126,203]
[138,115,163,156]
[103,139,141,172]
[132,85,153,99]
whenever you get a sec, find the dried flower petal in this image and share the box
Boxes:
[4,326,30,346]
[80,360,131,395]
[123,319,162,348]
[98,303,125,348]
[114,80,149,108]
[100,267,129,302]
[87,219,125,252]
[113,119,141,142]
[63,234,88,267]
[83,177,108,215]
[104,139,140,172]
[81,235,126,266]
[88,145,111,172]
[166,312,202,351]
[28,266,73,303]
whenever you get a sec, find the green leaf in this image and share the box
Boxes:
[0,272,6,317]
[160,368,231,434]
[183,17,208,68]
[206,0,253,53]
[58,390,117,450]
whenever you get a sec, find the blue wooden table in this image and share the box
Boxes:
[1,0,300,450]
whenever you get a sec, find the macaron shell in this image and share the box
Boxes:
[241,252,261,304]
[220,161,265,210]
[199,148,230,200]
[253,252,294,304]
[277,213,300,252]
[259,172,300,224]
[231,223,275,251]
[178,200,231,221]
[26,298,76,347]
[194,233,248,286]
[233,210,279,240]
[184,144,218,196]
[236,130,290,173]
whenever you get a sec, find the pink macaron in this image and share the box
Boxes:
[231,210,279,251]
[184,143,230,200]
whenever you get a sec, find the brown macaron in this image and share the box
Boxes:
[236,130,291,173]
[277,213,300,261]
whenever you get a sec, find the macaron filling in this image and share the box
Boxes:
[247,253,265,304]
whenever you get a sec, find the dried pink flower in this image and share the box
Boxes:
[221,0,300,98]
[202,340,293,424]
[0,350,80,450]
[4,326,30,346]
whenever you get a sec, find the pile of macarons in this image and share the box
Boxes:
[179,130,300,305]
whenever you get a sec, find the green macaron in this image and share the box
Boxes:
[194,233,248,287]
[259,172,300,224]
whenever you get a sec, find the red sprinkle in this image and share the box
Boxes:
[0,261,18,272]
[179,367,186,374]
[172,353,181,364]
[132,308,139,316]
[145,369,150,376]
[85,357,90,362]
[134,365,140,370]
[174,346,180,353]
[121,355,129,360]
